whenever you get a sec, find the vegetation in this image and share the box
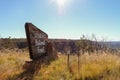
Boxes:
[0,50,120,80]
[0,50,29,80]
[76,35,108,54]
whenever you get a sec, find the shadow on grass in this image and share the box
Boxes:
[16,53,55,80]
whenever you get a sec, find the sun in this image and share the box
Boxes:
[51,0,71,15]
[51,0,68,8]
[56,0,67,8]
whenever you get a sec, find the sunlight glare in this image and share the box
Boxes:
[51,0,70,15]
[57,0,67,8]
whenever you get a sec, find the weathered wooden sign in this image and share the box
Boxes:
[25,23,48,60]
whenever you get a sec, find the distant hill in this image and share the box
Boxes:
[106,41,120,49]
[0,38,120,52]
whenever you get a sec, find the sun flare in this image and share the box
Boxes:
[51,0,71,15]
[56,0,67,7]
[51,0,69,8]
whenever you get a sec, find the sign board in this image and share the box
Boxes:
[25,23,48,60]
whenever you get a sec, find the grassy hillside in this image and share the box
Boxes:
[0,50,120,80]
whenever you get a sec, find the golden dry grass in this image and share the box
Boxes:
[0,50,29,80]
[0,50,120,80]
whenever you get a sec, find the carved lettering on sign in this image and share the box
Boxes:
[35,39,45,46]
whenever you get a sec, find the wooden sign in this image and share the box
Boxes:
[25,23,48,60]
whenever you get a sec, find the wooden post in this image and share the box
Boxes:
[78,52,80,70]
[77,52,80,76]
[67,50,70,69]
[67,53,70,68]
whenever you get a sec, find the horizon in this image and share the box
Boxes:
[0,0,120,41]
[1,37,120,42]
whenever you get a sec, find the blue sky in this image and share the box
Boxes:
[0,0,120,41]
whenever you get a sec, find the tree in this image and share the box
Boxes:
[76,35,91,54]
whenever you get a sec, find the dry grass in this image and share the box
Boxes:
[0,50,29,80]
[0,50,120,80]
